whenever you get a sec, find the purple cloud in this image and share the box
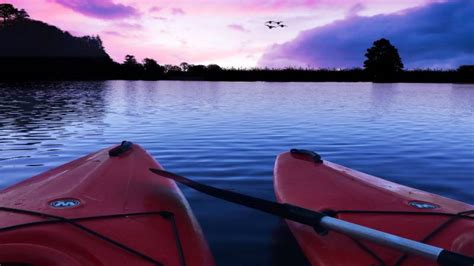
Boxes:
[347,3,365,17]
[259,0,474,69]
[171,8,185,15]
[52,0,139,19]
[149,6,163,13]
[153,16,168,21]
[115,22,143,30]
[103,30,124,37]
[227,24,249,32]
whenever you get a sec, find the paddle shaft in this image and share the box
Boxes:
[320,216,441,260]
[319,216,474,266]
[149,168,474,266]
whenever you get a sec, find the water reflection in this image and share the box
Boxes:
[270,222,310,266]
[0,82,108,184]
[0,82,107,133]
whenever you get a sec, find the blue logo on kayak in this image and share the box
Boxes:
[409,201,439,209]
[50,199,81,208]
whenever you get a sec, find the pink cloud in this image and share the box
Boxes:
[260,0,318,10]
[51,0,139,19]
[347,3,365,17]
[227,24,249,32]
[143,0,435,15]
[103,30,124,36]
[149,6,162,13]
[153,16,168,21]
[115,22,143,30]
[171,8,185,15]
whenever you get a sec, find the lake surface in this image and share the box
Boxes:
[1,81,473,265]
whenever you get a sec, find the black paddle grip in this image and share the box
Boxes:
[109,141,133,157]
[437,250,474,266]
[290,149,323,163]
[283,203,328,234]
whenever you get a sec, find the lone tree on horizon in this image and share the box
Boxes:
[0,4,29,25]
[364,38,404,81]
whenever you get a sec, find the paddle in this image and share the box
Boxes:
[149,168,474,266]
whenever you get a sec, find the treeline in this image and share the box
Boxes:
[118,56,368,81]
[1,55,473,83]
[114,55,473,83]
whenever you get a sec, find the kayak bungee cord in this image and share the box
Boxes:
[0,207,167,266]
[0,210,166,232]
[149,168,474,266]
[326,209,474,266]
[331,209,474,266]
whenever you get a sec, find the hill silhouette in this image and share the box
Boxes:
[0,20,110,58]
[0,7,116,80]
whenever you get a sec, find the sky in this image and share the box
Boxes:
[6,0,473,69]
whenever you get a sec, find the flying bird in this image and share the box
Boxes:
[265,20,287,29]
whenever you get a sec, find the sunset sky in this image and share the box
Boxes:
[7,0,474,69]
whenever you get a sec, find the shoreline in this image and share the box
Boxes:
[1,71,472,83]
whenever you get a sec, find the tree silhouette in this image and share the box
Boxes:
[143,58,157,70]
[122,55,143,77]
[124,54,138,65]
[207,64,222,72]
[364,38,404,81]
[0,4,29,24]
[0,4,16,24]
[457,65,474,83]
[188,64,206,73]
[164,64,182,73]
[143,58,165,78]
[180,62,190,72]
[16,8,29,20]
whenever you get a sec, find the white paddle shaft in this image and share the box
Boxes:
[321,216,442,260]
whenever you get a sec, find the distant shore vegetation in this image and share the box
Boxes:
[116,56,474,84]
[0,4,473,83]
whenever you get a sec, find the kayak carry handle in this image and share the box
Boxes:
[290,149,323,163]
[109,141,133,157]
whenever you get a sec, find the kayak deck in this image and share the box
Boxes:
[274,151,474,265]
[0,143,214,266]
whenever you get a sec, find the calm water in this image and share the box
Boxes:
[1,81,473,265]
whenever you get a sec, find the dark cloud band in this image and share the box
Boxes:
[53,0,139,19]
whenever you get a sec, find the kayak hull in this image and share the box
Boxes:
[274,151,474,266]
[0,143,214,266]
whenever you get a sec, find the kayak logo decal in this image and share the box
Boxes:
[408,201,439,209]
[49,199,81,208]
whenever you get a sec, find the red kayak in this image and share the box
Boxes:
[274,149,474,266]
[0,141,214,266]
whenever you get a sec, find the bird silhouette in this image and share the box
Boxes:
[265,20,286,29]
